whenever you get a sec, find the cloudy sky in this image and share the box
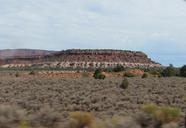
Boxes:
[0,0,186,66]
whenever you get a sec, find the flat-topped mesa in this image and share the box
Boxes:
[53,49,157,64]
[43,49,162,69]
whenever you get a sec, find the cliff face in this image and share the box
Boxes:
[0,49,162,68]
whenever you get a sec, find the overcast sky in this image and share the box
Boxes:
[0,0,186,66]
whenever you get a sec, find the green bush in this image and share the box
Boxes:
[113,65,125,72]
[15,72,20,77]
[162,64,177,77]
[180,65,186,77]
[120,78,129,89]
[142,73,148,78]
[94,74,105,79]
[93,69,106,79]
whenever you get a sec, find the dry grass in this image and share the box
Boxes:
[0,72,185,127]
[137,104,183,127]
[68,112,96,128]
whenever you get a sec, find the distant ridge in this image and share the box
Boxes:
[0,49,162,68]
[0,49,56,59]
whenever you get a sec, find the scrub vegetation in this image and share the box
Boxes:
[0,71,185,128]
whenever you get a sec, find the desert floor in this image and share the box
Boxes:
[0,73,185,119]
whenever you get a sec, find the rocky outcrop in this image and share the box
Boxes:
[0,49,162,69]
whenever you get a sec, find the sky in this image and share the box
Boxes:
[0,0,186,66]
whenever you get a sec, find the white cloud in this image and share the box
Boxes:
[0,0,186,65]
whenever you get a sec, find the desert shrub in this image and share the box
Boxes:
[18,121,31,128]
[140,104,182,127]
[0,105,26,128]
[145,67,164,74]
[29,107,62,128]
[149,71,162,77]
[76,70,80,73]
[98,74,105,79]
[68,112,96,128]
[93,69,106,79]
[102,116,141,128]
[162,64,177,77]
[120,78,129,89]
[135,112,154,128]
[180,65,186,77]
[113,64,125,72]
[15,72,20,77]
[142,73,148,78]
[155,106,182,124]
[142,103,159,116]
[123,72,136,77]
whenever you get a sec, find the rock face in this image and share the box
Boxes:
[0,49,162,68]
